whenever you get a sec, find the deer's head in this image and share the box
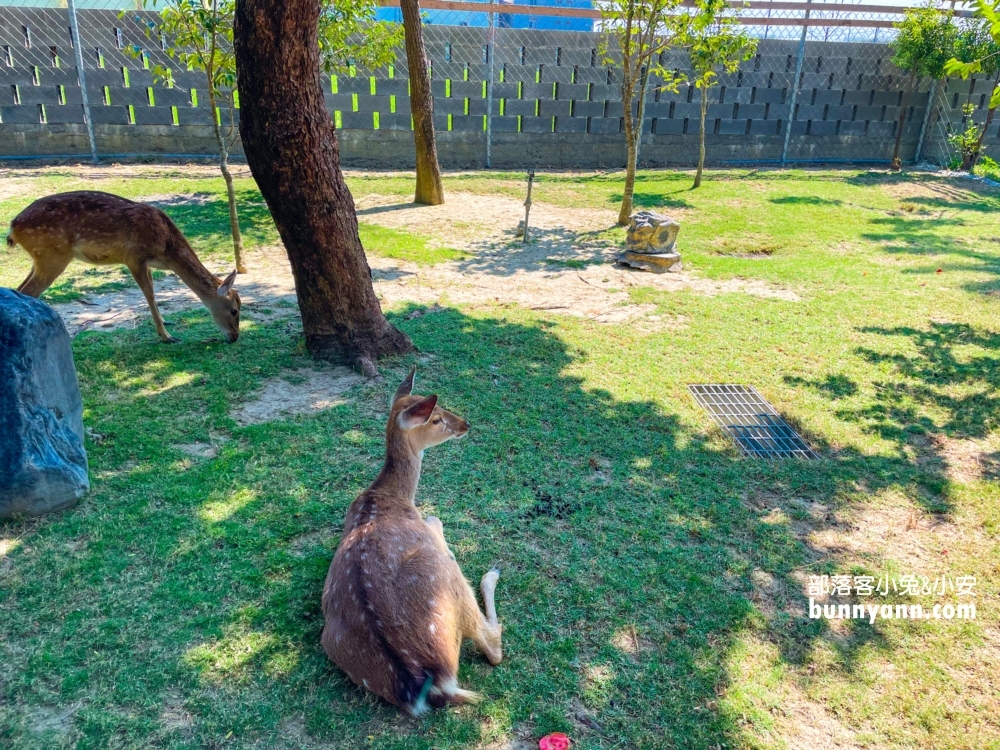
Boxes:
[208,270,241,343]
[389,368,469,454]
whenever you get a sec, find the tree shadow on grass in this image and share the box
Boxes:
[0,305,963,749]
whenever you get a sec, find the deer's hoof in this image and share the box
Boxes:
[161,336,180,344]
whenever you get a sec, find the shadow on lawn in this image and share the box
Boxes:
[0,306,961,748]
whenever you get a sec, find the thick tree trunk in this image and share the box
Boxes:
[208,87,246,274]
[694,87,707,189]
[400,0,444,206]
[233,0,413,371]
[890,69,916,171]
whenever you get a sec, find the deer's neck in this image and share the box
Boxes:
[164,242,220,302]
[369,435,423,504]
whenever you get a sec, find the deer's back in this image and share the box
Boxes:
[321,492,468,709]
[10,191,177,266]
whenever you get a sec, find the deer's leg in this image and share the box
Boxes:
[465,569,502,665]
[16,267,35,293]
[17,254,71,298]
[128,262,178,343]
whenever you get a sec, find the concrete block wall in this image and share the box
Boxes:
[1,9,998,166]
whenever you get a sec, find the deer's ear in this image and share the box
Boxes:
[217,270,238,297]
[398,394,437,429]
[393,366,416,404]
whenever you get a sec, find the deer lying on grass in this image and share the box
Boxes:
[322,369,502,716]
[7,191,241,343]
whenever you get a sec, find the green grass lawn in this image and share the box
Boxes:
[1,167,998,749]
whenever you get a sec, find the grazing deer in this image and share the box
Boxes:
[322,369,502,716]
[7,191,241,343]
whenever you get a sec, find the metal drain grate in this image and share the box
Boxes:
[688,385,816,459]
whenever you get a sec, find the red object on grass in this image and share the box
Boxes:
[539,733,571,750]
[936,268,943,273]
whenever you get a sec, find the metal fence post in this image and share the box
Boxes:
[485,12,495,168]
[66,0,99,164]
[914,78,938,164]
[780,0,810,167]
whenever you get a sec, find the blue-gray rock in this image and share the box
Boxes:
[0,289,89,518]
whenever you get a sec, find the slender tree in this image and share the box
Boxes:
[400,0,445,205]
[686,0,756,189]
[129,0,246,272]
[946,6,1000,170]
[600,0,686,225]
[233,0,413,371]
[889,3,957,171]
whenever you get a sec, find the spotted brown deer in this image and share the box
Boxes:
[321,369,502,716]
[7,191,241,343]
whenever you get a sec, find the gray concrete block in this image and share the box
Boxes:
[719,119,748,135]
[671,102,701,119]
[554,116,588,133]
[435,98,468,115]
[376,79,410,96]
[335,77,373,94]
[504,98,537,117]
[572,100,605,117]
[493,82,520,99]
[796,104,825,120]
[131,107,174,126]
[451,115,483,132]
[754,87,786,104]
[520,115,553,133]
[451,81,483,98]
[89,106,130,125]
[17,87,62,106]
[855,105,883,121]
[873,90,903,106]
[491,116,520,133]
[556,83,589,100]
[838,121,866,136]
[867,121,895,137]
[708,103,735,120]
[749,119,780,136]
[653,117,684,135]
[539,99,570,117]
[379,113,413,131]
[521,82,554,100]
[325,94,355,111]
[589,117,620,134]
[813,89,843,105]
[340,111,373,129]
[589,84,620,101]
[808,120,837,136]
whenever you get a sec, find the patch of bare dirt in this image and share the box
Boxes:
[772,680,863,750]
[53,256,298,338]
[882,177,992,204]
[159,692,194,733]
[932,433,1000,483]
[610,624,654,655]
[38,189,798,339]
[231,366,363,427]
[173,442,219,459]
[288,529,337,557]
[25,702,82,736]
[140,193,215,207]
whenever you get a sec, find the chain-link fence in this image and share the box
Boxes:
[1,0,997,167]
